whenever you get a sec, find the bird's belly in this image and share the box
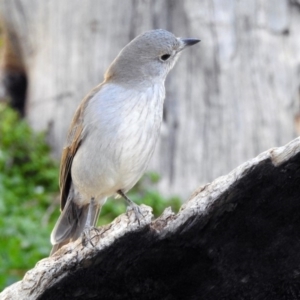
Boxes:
[71,83,164,201]
[71,114,160,200]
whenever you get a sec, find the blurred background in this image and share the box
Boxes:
[0,0,300,290]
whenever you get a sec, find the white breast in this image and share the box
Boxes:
[71,82,165,200]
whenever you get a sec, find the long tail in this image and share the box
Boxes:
[50,198,102,256]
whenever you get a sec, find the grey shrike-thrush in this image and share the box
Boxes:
[50,29,200,255]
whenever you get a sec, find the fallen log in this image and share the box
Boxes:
[1,137,300,300]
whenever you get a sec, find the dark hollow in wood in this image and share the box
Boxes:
[3,70,27,116]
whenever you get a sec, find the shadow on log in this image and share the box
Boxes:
[1,137,300,300]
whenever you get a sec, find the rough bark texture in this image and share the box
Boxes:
[1,136,300,300]
[0,0,299,198]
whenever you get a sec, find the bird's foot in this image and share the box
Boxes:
[117,190,144,225]
[126,202,144,225]
[81,225,99,248]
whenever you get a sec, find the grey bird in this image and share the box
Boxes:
[50,29,200,255]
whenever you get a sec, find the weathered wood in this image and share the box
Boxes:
[0,0,300,198]
[1,136,300,299]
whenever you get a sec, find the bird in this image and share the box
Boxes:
[50,29,200,255]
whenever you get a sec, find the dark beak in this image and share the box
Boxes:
[181,38,201,47]
[177,38,200,52]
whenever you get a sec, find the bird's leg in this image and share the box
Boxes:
[117,190,143,224]
[85,197,100,227]
[82,197,100,247]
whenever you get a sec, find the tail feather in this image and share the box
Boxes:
[50,198,104,256]
[50,241,69,256]
[50,199,90,255]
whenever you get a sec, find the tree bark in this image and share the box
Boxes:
[0,0,300,198]
[1,136,300,300]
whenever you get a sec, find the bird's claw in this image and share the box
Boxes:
[127,203,144,225]
[81,225,98,248]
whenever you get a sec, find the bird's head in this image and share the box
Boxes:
[105,29,200,86]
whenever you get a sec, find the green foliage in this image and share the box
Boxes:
[0,103,181,291]
[0,103,60,290]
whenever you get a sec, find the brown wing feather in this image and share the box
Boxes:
[59,84,103,210]
[59,108,83,210]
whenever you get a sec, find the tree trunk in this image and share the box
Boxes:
[1,136,300,300]
[0,0,300,198]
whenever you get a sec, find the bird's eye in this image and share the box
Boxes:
[160,54,171,61]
